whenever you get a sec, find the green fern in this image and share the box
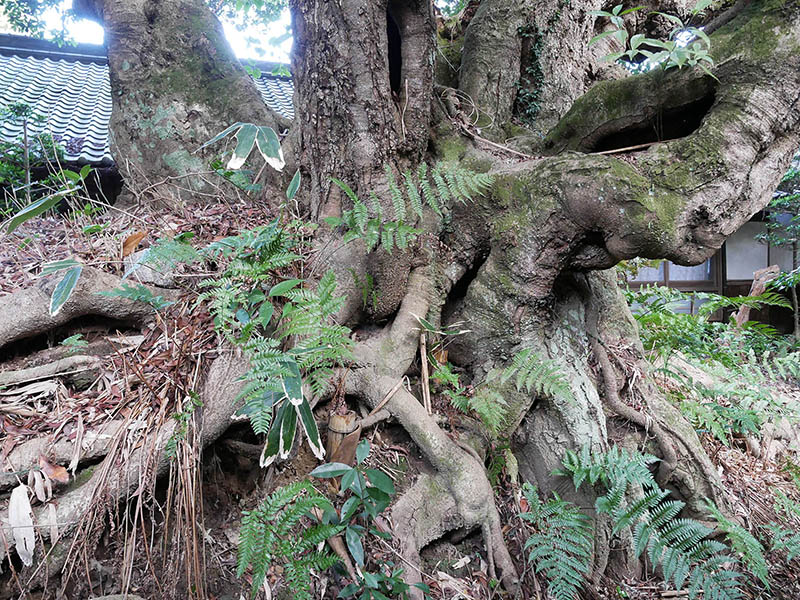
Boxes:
[238,481,342,599]
[769,491,800,561]
[198,221,352,465]
[775,490,800,519]
[703,500,769,588]
[431,361,507,434]
[468,388,508,434]
[418,162,441,216]
[697,290,792,317]
[765,351,800,381]
[679,400,762,446]
[494,348,574,403]
[559,446,745,600]
[431,350,572,434]
[326,162,493,253]
[767,523,800,561]
[385,163,406,221]
[519,483,593,600]
[136,232,200,274]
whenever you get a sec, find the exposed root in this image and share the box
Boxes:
[0,267,170,350]
[580,273,729,515]
[391,474,461,594]
[579,275,678,484]
[345,267,520,596]
[0,419,123,492]
[0,355,100,387]
[5,350,247,586]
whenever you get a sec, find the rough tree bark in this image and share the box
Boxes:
[73,0,287,203]
[2,0,800,596]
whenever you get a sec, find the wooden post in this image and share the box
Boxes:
[734,264,779,326]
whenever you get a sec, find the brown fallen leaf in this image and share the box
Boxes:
[122,231,147,257]
[38,456,69,484]
[432,348,448,364]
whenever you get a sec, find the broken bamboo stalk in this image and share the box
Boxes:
[420,334,432,416]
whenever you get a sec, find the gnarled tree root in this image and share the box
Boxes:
[0,267,170,350]
[0,419,123,492]
[581,272,729,515]
[4,350,247,589]
[345,267,519,598]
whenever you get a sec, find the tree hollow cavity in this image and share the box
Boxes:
[588,92,716,152]
[387,8,402,94]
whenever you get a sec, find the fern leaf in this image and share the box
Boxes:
[404,169,423,218]
[703,499,769,588]
[520,483,593,600]
[500,348,574,402]
[385,164,406,221]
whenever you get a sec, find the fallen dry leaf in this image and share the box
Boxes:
[30,470,47,502]
[9,484,35,566]
[122,231,147,257]
[38,456,69,484]
[47,503,59,545]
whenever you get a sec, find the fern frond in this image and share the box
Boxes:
[238,482,341,599]
[385,164,406,221]
[468,388,508,434]
[431,165,451,207]
[520,483,593,600]
[560,446,746,600]
[498,348,574,402]
[404,169,423,218]
[703,499,769,588]
[767,523,800,561]
[418,161,441,216]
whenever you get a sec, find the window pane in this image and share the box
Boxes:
[670,260,712,281]
[770,243,795,273]
[630,261,665,283]
[726,222,768,280]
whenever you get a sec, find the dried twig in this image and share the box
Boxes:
[420,334,432,416]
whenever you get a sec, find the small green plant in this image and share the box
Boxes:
[559,446,745,600]
[349,269,379,312]
[626,284,800,444]
[125,232,200,279]
[519,483,594,600]
[590,1,716,76]
[766,491,800,562]
[431,360,508,433]
[338,564,425,600]
[491,348,574,402]
[200,121,285,171]
[767,524,800,561]
[39,259,84,316]
[5,164,92,234]
[311,441,430,599]
[59,333,89,354]
[311,441,396,566]
[99,282,175,311]
[703,500,769,588]
[237,480,342,599]
[431,347,572,435]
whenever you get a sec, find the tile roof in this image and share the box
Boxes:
[0,34,294,165]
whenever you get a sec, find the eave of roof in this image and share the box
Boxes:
[0,33,293,165]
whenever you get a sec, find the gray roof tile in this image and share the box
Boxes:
[0,34,293,165]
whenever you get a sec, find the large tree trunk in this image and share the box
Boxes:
[288,0,434,220]
[4,0,800,596]
[74,0,286,204]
